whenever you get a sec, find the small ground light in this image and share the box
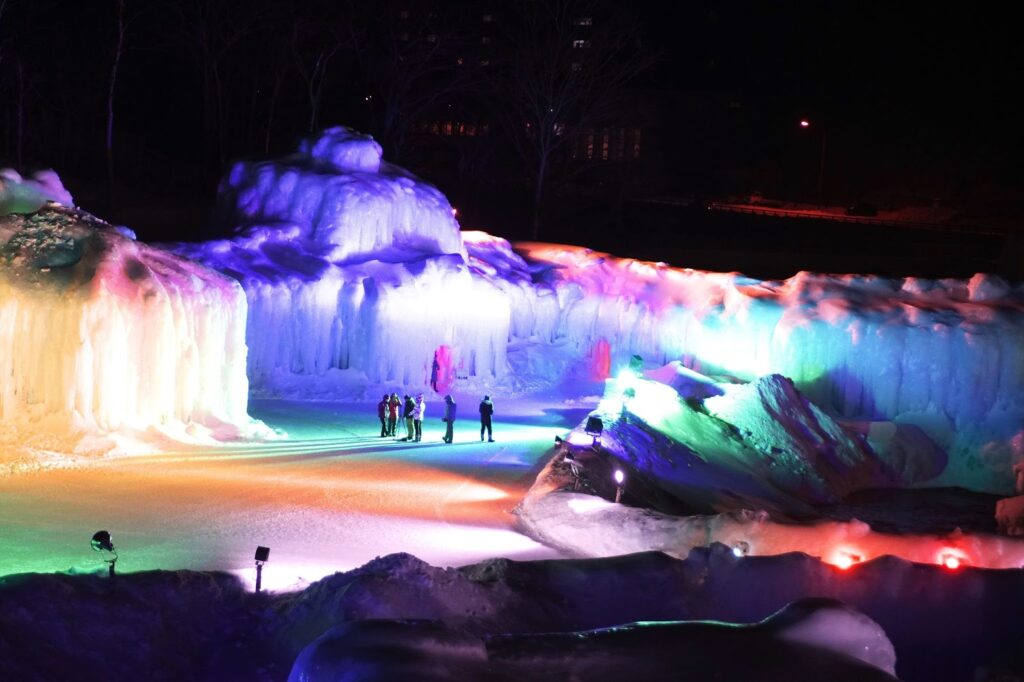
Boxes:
[940,553,963,570]
[833,550,862,570]
[800,119,810,128]
[90,530,117,578]
[732,541,750,557]
[614,469,625,503]
[254,546,270,593]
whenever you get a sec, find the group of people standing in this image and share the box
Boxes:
[377,393,495,444]
[378,393,426,442]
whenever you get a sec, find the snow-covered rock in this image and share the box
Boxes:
[0,168,74,215]
[0,205,255,451]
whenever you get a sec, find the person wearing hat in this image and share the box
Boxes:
[442,394,457,443]
[479,395,494,442]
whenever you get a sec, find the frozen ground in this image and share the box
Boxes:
[0,397,588,591]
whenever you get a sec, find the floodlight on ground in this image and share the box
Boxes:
[833,549,862,571]
[584,416,603,446]
[939,550,965,571]
[564,450,582,490]
[90,530,118,578]
[255,546,270,593]
[613,469,625,503]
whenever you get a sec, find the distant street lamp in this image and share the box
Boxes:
[799,119,827,206]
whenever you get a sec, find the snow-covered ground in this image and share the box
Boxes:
[0,398,580,592]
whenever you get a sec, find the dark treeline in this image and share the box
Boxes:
[1,0,1021,246]
[0,0,656,241]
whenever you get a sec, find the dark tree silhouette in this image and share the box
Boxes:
[496,0,654,239]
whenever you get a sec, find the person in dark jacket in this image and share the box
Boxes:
[377,394,389,437]
[387,393,400,436]
[441,394,456,443]
[402,394,416,441]
[479,395,494,442]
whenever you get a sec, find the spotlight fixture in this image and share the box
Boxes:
[613,469,625,503]
[732,541,750,557]
[90,530,118,578]
[584,416,603,446]
[254,546,270,593]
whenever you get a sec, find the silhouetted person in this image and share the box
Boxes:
[377,394,389,437]
[430,353,440,392]
[479,395,494,442]
[442,394,457,443]
[402,394,415,441]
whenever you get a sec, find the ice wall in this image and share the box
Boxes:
[0,205,252,443]
[470,242,1024,493]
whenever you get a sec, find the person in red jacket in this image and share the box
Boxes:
[377,394,389,437]
[387,393,401,436]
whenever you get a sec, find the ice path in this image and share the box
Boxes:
[0,399,578,592]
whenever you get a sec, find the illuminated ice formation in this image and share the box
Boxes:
[467,241,1024,493]
[0,205,252,447]
[177,127,505,394]
[182,127,1022,491]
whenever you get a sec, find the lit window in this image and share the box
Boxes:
[575,17,592,26]
[442,121,453,136]
[457,57,464,65]
[554,122,566,136]
[572,39,589,49]
[601,129,609,160]
[584,131,594,159]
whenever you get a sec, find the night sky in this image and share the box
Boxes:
[1,0,1020,266]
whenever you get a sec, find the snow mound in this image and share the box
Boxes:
[1,205,260,458]
[0,168,73,215]
[289,598,896,681]
[570,372,909,513]
[5,549,1023,681]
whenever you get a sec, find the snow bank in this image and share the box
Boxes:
[3,550,1023,682]
[1,205,256,454]
[289,598,897,681]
